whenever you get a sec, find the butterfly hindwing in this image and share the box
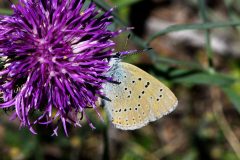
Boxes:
[103,62,178,130]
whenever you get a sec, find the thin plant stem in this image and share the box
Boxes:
[102,120,110,160]
[212,87,240,159]
[198,0,214,70]
[145,21,240,45]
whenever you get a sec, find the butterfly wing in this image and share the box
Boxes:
[103,62,178,130]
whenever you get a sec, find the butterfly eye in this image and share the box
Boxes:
[112,52,121,58]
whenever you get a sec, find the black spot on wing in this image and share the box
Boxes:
[125,119,129,125]
[133,118,136,124]
[145,82,150,88]
[127,90,132,98]
[157,94,163,102]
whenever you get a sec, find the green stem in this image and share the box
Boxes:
[102,122,109,160]
[145,21,240,45]
[198,0,214,69]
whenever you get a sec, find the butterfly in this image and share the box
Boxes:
[102,55,178,130]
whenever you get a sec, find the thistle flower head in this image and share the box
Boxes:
[0,0,121,135]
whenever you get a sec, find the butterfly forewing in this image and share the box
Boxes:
[103,62,178,130]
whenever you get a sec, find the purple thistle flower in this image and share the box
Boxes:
[0,0,122,135]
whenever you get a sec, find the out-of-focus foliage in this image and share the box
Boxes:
[1,0,240,160]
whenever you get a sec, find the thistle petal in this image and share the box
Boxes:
[0,0,119,135]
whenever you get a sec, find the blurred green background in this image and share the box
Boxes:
[1,0,240,159]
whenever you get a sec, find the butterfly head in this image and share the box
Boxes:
[107,52,121,75]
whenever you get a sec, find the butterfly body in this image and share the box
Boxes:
[103,61,178,130]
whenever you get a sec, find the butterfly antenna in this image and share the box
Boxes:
[124,34,131,50]
[110,48,152,59]
[119,47,152,57]
[110,33,132,59]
